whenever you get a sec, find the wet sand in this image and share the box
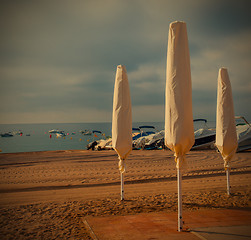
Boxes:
[0,149,250,239]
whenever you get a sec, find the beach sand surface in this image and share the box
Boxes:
[0,149,250,239]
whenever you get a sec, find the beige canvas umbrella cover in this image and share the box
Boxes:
[216,68,238,169]
[165,21,194,169]
[112,65,132,173]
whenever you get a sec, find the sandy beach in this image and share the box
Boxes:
[0,149,250,239]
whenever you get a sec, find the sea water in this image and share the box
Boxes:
[0,121,217,154]
[0,122,166,153]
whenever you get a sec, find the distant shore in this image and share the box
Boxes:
[0,149,250,239]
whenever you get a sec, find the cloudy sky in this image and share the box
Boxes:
[0,0,250,124]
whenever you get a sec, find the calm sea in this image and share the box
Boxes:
[0,121,217,154]
[0,122,166,154]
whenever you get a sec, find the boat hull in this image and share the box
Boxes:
[192,134,216,150]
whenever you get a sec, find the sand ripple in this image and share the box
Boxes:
[0,149,250,239]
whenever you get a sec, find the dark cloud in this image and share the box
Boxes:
[199,1,251,35]
[0,0,250,123]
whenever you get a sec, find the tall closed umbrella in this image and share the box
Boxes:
[215,68,238,195]
[112,65,132,200]
[165,21,194,232]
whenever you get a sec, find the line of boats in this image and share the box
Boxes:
[1,117,250,153]
[87,116,251,153]
[0,128,104,138]
[48,129,104,138]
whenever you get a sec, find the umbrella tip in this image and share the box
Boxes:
[219,67,229,77]
[170,21,186,27]
[117,65,127,72]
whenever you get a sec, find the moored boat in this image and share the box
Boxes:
[1,132,14,137]
[236,116,251,152]
[49,129,59,133]
[80,130,92,135]
[56,131,66,137]
[192,119,216,150]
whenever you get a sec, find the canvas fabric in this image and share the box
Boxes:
[112,65,132,173]
[165,21,194,169]
[216,68,238,169]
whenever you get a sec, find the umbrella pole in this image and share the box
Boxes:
[226,168,230,195]
[177,168,183,232]
[121,172,124,201]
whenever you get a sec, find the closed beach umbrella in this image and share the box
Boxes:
[165,21,194,232]
[112,65,132,200]
[215,68,238,195]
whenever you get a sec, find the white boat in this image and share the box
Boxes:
[132,126,156,141]
[132,129,164,150]
[49,129,59,133]
[80,130,92,135]
[49,129,66,137]
[95,138,113,150]
[56,131,66,137]
[132,120,217,150]
[236,116,251,152]
[192,119,216,150]
[141,130,165,150]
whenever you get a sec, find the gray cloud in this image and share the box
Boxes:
[0,0,250,123]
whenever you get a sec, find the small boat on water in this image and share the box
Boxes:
[56,131,66,137]
[1,132,14,137]
[236,116,251,152]
[49,129,66,137]
[49,129,59,133]
[192,119,216,150]
[80,130,92,135]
